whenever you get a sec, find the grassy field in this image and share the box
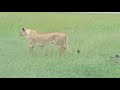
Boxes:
[1,12,120,78]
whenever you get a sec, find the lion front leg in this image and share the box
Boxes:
[29,45,34,56]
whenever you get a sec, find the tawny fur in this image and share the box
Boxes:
[19,28,67,55]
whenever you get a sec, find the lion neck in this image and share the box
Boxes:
[26,29,31,35]
[25,29,38,39]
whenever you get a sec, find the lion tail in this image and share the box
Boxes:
[66,44,80,54]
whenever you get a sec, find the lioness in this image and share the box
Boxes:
[19,28,79,55]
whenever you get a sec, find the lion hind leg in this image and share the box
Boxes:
[58,46,66,54]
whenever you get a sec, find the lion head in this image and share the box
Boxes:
[19,28,27,37]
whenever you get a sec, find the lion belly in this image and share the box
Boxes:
[33,37,55,47]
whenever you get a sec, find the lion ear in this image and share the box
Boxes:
[22,28,26,32]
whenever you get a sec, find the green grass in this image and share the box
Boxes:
[1,12,120,78]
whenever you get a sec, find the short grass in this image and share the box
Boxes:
[0,12,120,78]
